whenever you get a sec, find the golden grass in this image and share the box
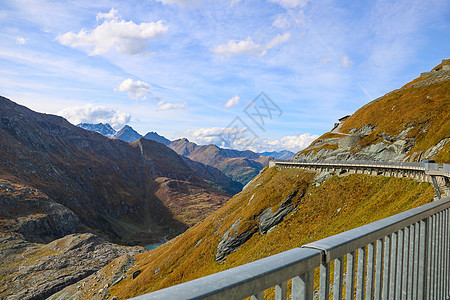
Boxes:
[339,79,449,162]
[107,168,434,299]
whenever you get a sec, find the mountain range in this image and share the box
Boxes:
[1,59,448,299]
[77,123,287,185]
[49,60,449,299]
[0,96,237,246]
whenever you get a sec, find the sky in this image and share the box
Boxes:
[0,0,449,152]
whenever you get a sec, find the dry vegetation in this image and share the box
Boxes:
[299,68,449,162]
[339,79,449,160]
[99,167,434,299]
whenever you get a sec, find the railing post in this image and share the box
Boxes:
[251,291,264,300]
[413,222,420,300]
[374,239,384,300]
[346,251,356,300]
[401,226,410,300]
[356,247,366,300]
[292,271,314,300]
[275,281,288,300]
[382,235,391,300]
[389,232,398,300]
[395,229,404,299]
[333,257,344,300]
[417,218,428,300]
[319,263,330,300]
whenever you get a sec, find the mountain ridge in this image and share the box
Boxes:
[49,60,447,299]
[0,95,231,246]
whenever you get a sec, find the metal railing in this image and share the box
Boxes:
[274,159,439,171]
[132,197,450,300]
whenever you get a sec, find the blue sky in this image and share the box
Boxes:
[0,0,449,152]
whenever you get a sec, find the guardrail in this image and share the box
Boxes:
[132,196,450,300]
[274,159,438,171]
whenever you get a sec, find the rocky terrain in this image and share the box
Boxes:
[0,96,232,246]
[47,60,448,299]
[296,59,450,162]
[0,232,143,299]
[2,61,447,299]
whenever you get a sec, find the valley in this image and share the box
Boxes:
[0,61,448,299]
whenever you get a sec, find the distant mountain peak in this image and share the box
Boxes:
[77,122,117,137]
[114,125,142,143]
[143,131,171,146]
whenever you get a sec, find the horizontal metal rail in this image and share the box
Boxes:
[274,159,448,174]
[132,196,450,300]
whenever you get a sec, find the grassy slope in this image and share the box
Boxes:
[299,71,449,162]
[104,167,434,299]
[340,79,450,156]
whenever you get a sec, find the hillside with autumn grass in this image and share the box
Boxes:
[49,60,449,300]
[52,167,434,299]
[296,59,450,162]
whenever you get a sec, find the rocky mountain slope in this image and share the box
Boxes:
[113,125,142,143]
[77,123,116,137]
[79,123,272,186]
[0,96,230,246]
[143,131,171,146]
[170,138,270,185]
[50,60,447,299]
[295,59,450,162]
[259,150,295,160]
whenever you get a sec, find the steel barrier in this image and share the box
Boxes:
[132,197,450,300]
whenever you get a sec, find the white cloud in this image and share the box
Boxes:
[269,0,311,9]
[115,78,151,100]
[157,100,187,111]
[266,32,291,49]
[213,32,290,58]
[223,95,240,108]
[341,55,352,68]
[155,0,205,7]
[58,104,131,129]
[181,127,318,152]
[57,9,168,55]
[264,133,318,152]
[16,36,26,45]
[96,8,119,22]
[213,37,264,57]
[272,15,290,29]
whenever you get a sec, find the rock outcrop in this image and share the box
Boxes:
[0,233,144,299]
[215,189,305,261]
[0,180,84,243]
[258,190,303,234]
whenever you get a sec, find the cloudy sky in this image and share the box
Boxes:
[0,0,449,152]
